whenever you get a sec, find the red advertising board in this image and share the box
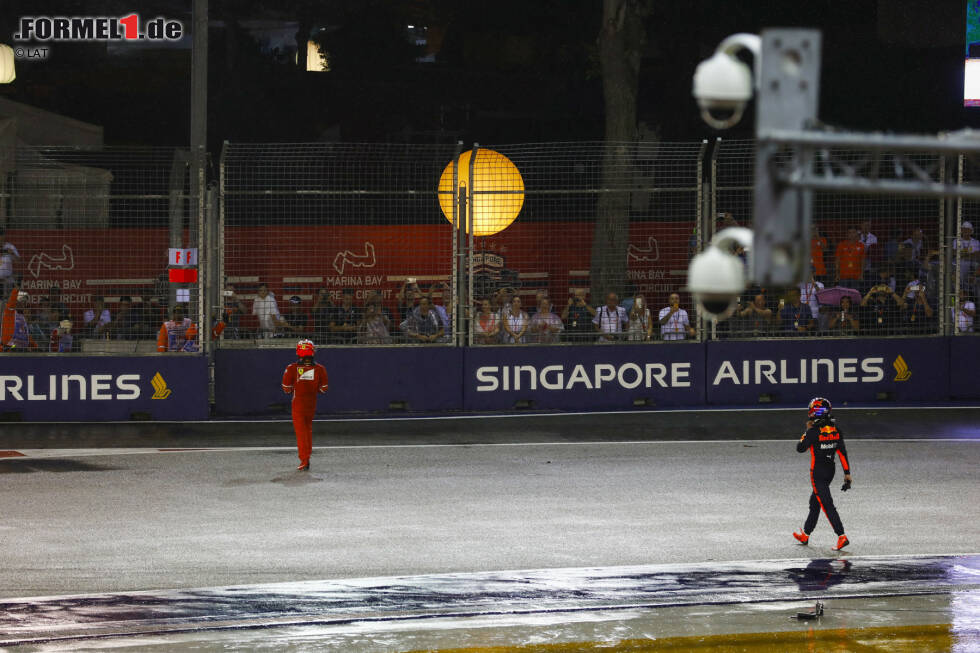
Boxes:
[6,221,695,320]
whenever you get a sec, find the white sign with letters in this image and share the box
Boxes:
[168,248,198,266]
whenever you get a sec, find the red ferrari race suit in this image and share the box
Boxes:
[281,360,328,465]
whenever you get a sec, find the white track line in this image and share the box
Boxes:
[7,404,980,425]
[3,438,977,459]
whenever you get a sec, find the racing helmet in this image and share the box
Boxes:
[296,339,315,358]
[808,397,831,419]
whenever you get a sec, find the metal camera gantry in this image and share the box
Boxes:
[712,28,978,300]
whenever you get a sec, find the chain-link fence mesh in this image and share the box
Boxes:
[466,141,705,345]
[955,155,979,334]
[3,139,966,356]
[713,139,947,339]
[219,142,461,346]
[0,146,202,353]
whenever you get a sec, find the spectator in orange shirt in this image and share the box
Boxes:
[157,305,199,352]
[834,228,865,289]
[810,225,828,282]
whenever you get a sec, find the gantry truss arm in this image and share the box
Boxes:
[761,128,980,199]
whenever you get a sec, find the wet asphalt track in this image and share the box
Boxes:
[0,407,977,650]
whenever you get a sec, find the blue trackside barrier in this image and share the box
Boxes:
[1,338,975,421]
[949,336,980,400]
[463,343,705,412]
[0,355,209,421]
[213,347,464,416]
[704,337,950,406]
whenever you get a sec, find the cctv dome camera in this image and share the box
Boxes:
[686,226,753,321]
[693,52,753,130]
[687,246,745,320]
[692,33,760,130]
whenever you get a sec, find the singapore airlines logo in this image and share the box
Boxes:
[332,242,376,275]
[150,373,172,399]
[892,355,911,382]
[627,237,660,263]
[28,244,75,278]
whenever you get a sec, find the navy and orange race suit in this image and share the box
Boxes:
[797,416,851,536]
[281,359,328,465]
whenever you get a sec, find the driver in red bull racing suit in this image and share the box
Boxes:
[794,397,852,551]
[281,339,328,471]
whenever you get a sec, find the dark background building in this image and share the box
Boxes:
[0,0,971,148]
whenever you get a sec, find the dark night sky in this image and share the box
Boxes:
[0,0,971,148]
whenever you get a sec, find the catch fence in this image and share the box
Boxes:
[713,139,950,339]
[0,146,203,354]
[0,139,972,356]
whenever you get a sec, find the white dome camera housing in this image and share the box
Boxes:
[686,227,753,320]
[692,33,760,130]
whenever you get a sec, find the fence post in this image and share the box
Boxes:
[466,143,480,344]
[217,141,228,342]
[951,154,963,334]
[448,141,463,347]
[708,137,721,341]
[168,150,190,310]
[695,139,708,342]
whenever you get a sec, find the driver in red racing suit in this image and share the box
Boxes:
[793,397,852,551]
[281,339,328,471]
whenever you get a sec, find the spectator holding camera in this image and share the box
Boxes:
[397,279,421,323]
[50,319,74,352]
[860,282,905,334]
[358,295,392,344]
[626,295,652,341]
[473,299,500,344]
[528,297,563,344]
[779,288,816,336]
[901,283,935,335]
[562,288,596,342]
[658,293,695,341]
[501,295,530,344]
[737,293,776,337]
[594,292,629,343]
[828,296,860,335]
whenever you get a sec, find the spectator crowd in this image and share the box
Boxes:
[1,217,977,353]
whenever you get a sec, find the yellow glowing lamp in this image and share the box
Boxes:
[438,148,524,236]
[0,45,15,84]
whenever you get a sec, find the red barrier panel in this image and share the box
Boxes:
[7,222,695,321]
